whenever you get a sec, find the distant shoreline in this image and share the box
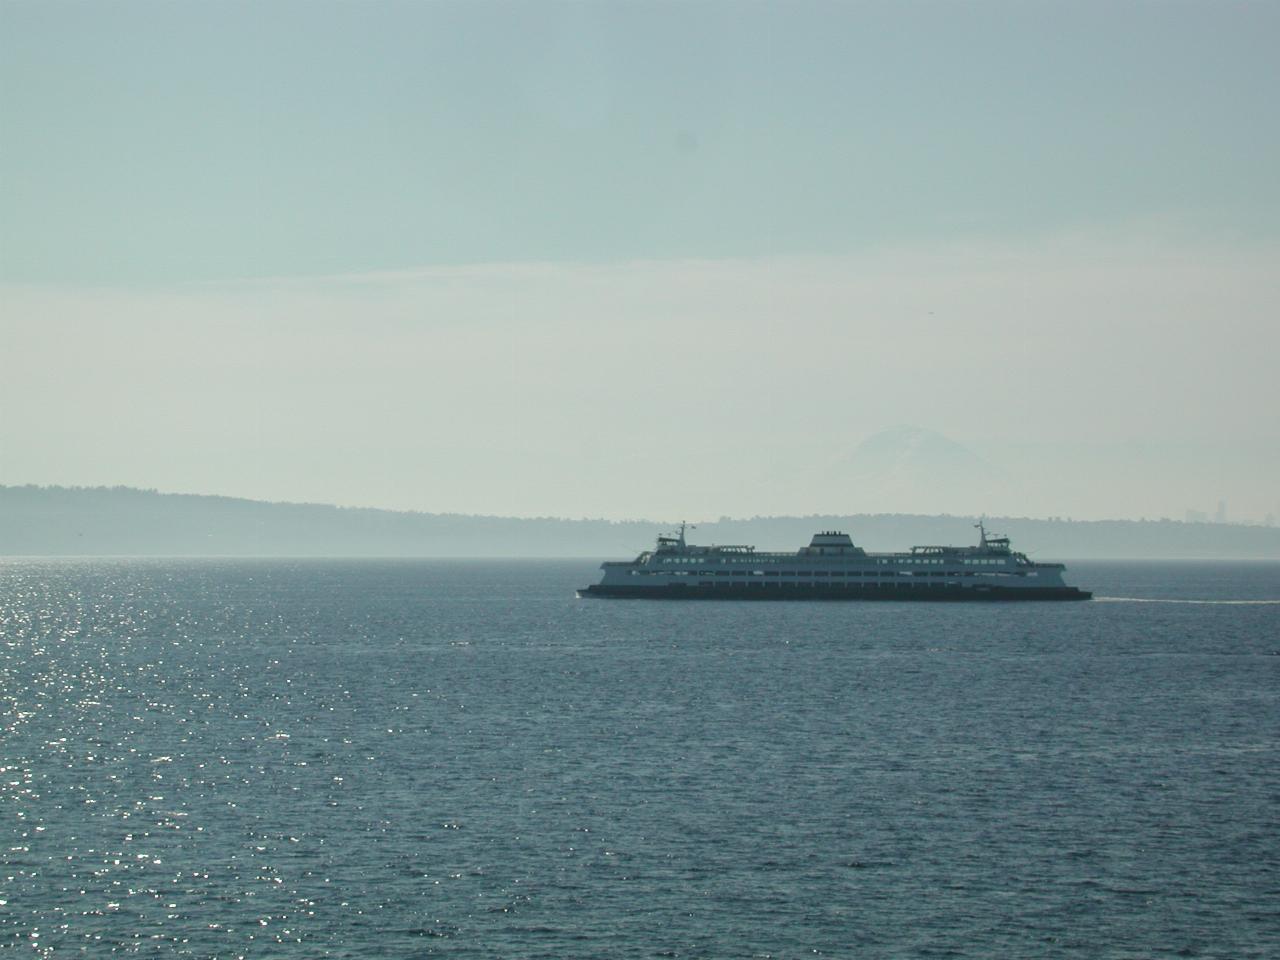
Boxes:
[4,556,1280,565]
[4,485,1280,560]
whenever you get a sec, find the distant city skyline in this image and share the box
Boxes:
[2,3,1277,521]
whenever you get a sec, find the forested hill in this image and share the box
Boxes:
[3,485,1279,559]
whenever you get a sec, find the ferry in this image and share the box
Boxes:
[579,522,1091,601]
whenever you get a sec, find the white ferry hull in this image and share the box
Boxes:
[580,524,1092,601]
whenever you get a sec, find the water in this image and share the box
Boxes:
[2,559,1277,958]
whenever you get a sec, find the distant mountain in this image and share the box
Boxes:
[849,426,988,475]
[3,485,1280,559]
[838,426,1015,515]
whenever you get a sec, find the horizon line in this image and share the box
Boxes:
[3,482,1273,529]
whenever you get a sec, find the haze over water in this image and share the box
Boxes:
[3,3,1279,520]
[3,559,1277,957]
[3,4,1279,954]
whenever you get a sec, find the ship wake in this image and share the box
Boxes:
[1094,597,1280,605]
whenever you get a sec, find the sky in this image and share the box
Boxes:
[2,1,1278,522]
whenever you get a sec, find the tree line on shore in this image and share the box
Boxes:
[3,485,1279,559]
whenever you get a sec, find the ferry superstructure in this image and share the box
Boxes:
[579,523,1091,601]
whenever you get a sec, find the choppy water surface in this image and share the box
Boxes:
[2,559,1278,958]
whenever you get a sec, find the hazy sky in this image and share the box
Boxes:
[3,2,1278,521]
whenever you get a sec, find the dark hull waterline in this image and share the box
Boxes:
[579,584,1093,601]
